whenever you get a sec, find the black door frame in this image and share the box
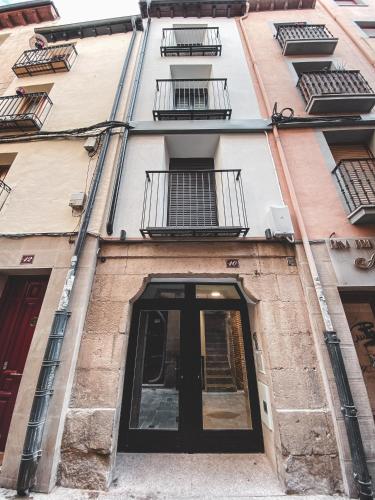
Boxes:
[118,281,264,453]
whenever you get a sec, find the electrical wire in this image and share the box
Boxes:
[0,120,133,144]
[271,102,362,125]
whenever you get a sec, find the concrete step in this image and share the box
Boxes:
[206,384,237,392]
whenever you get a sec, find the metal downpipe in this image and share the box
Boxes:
[237,8,373,500]
[16,19,138,496]
[106,17,151,235]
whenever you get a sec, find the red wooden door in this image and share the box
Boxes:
[0,276,48,451]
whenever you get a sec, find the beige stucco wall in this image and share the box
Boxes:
[0,22,142,492]
[0,28,140,235]
[58,240,342,496]
[0,235,98,492]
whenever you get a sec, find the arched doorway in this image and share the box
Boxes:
[118,280,263,453]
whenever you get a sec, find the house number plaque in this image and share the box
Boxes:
[20,255,34,264]
[226,259,239,268]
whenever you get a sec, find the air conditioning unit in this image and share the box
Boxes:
[69,192,86,210]
[265,205,294,242]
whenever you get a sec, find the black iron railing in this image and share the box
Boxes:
[12,43,77,77]
[0,179,11,210]
[0,92,52,131]
[140,169,248,237]
[161,27,221,56]
[297,70,375,102]
[276,24,336,48]
[333,158,375,214]
[153,79,231,120]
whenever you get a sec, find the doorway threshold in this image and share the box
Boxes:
[114,453,283,498]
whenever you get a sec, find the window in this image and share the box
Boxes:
[0,34,9,47]
[356,21,375,37]
[174,86,208,110]
[167,158,217,227]
[0,153,16,181]
[292,60,333,77]
[173,24,207,47]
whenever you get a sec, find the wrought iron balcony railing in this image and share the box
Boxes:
[0,92,52,131]
[161,27,222,56]
[0,179,11,211]
[140,169,249,237]
[333,158,375,224]
[12,43,77,77]
[297,70,375,114]
[153,79,231,120]
[276,24,338,55]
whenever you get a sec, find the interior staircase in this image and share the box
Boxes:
[204,314,236,392]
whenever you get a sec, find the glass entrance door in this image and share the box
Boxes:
[118,282,263,453]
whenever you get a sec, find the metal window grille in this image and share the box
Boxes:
[297,70,375,102]
[276,24,335,48]
[12,43,77,77]
[333,158,375,213]
[161,27,222,56]
[0,92,52,131]
[0,179,11,211]
[153,79,231,120]
[140,168,248,237]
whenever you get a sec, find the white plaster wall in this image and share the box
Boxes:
[134,18,260,120]
[113,133,285,238]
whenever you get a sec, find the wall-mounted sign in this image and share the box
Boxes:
[20,255,34,264]
[329,238,373,250]
[327,239,375,286]
[226,259,239,268]
[355,253,375,271]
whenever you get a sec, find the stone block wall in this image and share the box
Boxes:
[58,241,342,494]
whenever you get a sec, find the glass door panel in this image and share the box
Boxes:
[129,310,180,430]
[200,310,252,430]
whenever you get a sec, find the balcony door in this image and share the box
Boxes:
[118,282,263,453]
[167,158,218,229]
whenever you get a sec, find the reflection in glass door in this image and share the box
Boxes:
[200,310,252,430]
[130,310,180,430]
[119,281,263,453]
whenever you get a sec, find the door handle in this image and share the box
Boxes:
[175,357,183,389]
[200,356,205,390]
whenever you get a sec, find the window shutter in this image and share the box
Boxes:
[330,143,373,163]
[168,158,218,227]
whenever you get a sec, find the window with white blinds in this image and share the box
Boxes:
[168,158,218,227]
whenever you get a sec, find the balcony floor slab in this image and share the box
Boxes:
[306,95,375,114]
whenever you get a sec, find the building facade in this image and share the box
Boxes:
[0,1,142,494]
[241,0,375,496]
[0,0,374,498]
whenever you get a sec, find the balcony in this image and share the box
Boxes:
[12,43,77,77]
[140,169,249,237]
[153,79,231,120]
[0,179,11,211]
[0,93,52,132]
[333,158,375,224]
[276,24,338,55]
[161,27,221,56]
[297,70,375,114]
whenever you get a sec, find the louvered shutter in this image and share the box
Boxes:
[168,158,218,227]
[330,144,373,163]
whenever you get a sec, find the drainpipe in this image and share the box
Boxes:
[317,0,375,69]
[106,16,151,235]
[237,5,373,499]
[16,19,139,497]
